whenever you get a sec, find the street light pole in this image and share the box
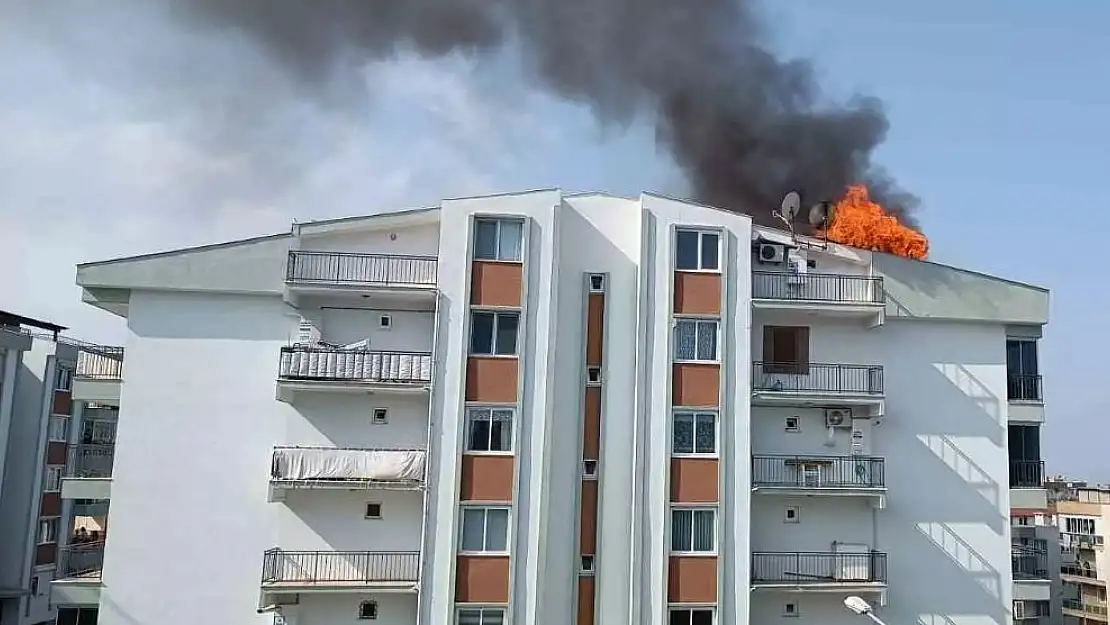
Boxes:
[844,596,889,625]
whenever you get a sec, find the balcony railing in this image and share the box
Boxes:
[1063,598,1109,617]
[752,455,885,489]
[1012,545,1049,580]
[57,542,104,579]
[286,251,437,288]
[752,362,884,395]
[1007,373,1043,402]
[752,271,884,304]
[751,551,887,585]
[1062,565,1103,582]
[278,347,432,385]
[261,549,420,586]
[1010,460,1045,489]
[76,347,124,381]
[271,447,426,488]
[65,444,115,479]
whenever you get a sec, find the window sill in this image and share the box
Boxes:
[457,551,511,558]
[463,450,515,457]
[468,353,520,359]
[674,268,722,275]
[669,551,718,558]
[472,258,524,265]
[670,453,719,460]
[673,359,721,366]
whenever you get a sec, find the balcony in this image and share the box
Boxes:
[1012,545,1049,581]
[752,271,885,324]
[1009,460,1045,489]
[751,551,887,594]
[751,362,884,409]
[751,455,886,505]
[61,444,114,500]
[73,346,124,402]
[1063,598,1109,620]
[1008,374,1043,402]
[1062,565,1106,586]
[276,346,433,402]
[51,542,104,606]
[285,251,438,304]
[269,446,426,500]
[260,549,419,594]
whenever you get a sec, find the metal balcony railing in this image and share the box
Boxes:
[1007,373,1042,402]
[1009,460,1045,489]
[76,347,124,381]
[752,271,885,304]
[1012,545,1049,580]
[261,549,420,586]
[752,362,884,395]
[751,551,887,584]
[1062,565,1103,582]
[278,346,432,385]
[752,455,885,489]
[58,542,104,579]
[1063,599,1109,617]
[286,251,437,288]
[65,444,115,479]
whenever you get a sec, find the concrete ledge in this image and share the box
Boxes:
[0,329,32,351]
[1013,579,1052,601]
[1011,488,1048,509]
[50,579,102,606]
[72,378,121,403]
[1008,401,1045,424]
[61,478,112,500]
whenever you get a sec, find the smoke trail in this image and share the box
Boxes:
[170,0,918,227]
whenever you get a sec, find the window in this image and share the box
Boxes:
[470,312,520,356]
[81,419,116,445]
[474,218,524,262]
[784,506,799,523]
[379,314,393,329]
[675,229,720,271]
[373,408,389,425]
[358,600,378,620]
[457,608,505,625]
[1007,339,1041,400]
[580,554,595,573]
[37,518,58,545]
[466,407,514,452]
[762,326,809,374]
[671,508,715,553]
[586,367,602,385]
[672,412,716,455]
[583,460,599,478]
[1008,425,1041,462]
[54,367,72,391]
[460,507,509,553]
[674,319,718,362]
[47,416,69,442]
[365,502,383,519]
[784,416,800,432]
[669,608,714,625]
[783,603,799,617]
[43,466,62,492]
[1066,517,1096,535]
[589,274,605,292]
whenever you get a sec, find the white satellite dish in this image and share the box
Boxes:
[808,201,835,228]
[779,191,802,222]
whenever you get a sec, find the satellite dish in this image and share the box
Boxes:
[808,201,835,227]
[779,191,802,222]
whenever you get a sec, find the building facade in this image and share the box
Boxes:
[72,190,1049,625]
[1045,480,1110,625]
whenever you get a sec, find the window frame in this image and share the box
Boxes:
[473,217,525,262]
[37,517,58,545]
[761,325,810,375]
[47,416,69,443]
[469,310,521,357]
[464,406,515,454]
[455,606,507,625]
[43,466,62,492]
[668,606,716,625]
[458,506,511,555]
[669,507,717,555]
[673,318,720,363]
[54,367,72,392]
[671,411,718,456]
[358,600,379,620]
[674,228,722,272]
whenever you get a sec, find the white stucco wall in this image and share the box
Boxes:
[281,593,417,625]
[300,222,440,257]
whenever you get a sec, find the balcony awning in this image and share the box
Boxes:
[272,448,425,483]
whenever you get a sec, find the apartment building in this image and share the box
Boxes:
[0,311,73,625]
[1044,480,1110,625]
[71,189,1049,625]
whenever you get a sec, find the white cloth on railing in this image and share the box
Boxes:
[281,350,431,382]
[273,448,426,483]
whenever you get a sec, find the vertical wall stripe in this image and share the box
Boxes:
[576,273,607,625]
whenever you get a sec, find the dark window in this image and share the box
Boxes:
[1008,425,1041,461]
[1007,339,1042,400]
[466,407,513,452]
[470,311,519,355]
[359,600,379,619]
[763,326,810,374]
[675,230,720,271]
[474,218,524,261]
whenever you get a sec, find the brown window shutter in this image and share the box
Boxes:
[762,326,778,372]
[795,327,810,375]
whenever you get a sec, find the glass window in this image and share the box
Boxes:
[43,466,62,492]
[672,412,716,455]
[674,320,718,361]
[37,518,58,544]
[670,608,715,625]
[467,408,514,452]
[457,608,505,625]
[470,312,520,356]
[671,508,715,553]
[47,416,68,442]
[460,507,510,553]
[474,218,524,262]
[675,229,720,271]
[54,367,72,391]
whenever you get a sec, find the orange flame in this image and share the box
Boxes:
[822,184,929,260]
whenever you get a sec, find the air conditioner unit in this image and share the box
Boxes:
[825,408,851,428]
[758,243,786,264]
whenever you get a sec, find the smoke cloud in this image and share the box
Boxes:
[168,0,918,227]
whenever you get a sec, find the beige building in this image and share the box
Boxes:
[1049,480,1110,625]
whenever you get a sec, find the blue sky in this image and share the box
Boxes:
[0,2,1104,478]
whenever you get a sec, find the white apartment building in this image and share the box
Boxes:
[70,189,1049,625]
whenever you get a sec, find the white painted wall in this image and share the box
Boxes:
[307,307,435,352]
[277,489,423,551]
[284,394,428,449]
[301,223,440,257]
[282,593,417,625]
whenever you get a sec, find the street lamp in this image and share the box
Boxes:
[844,596,888,625]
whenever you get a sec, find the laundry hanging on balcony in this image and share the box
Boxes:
[280,348,432,383]
[272,448,426,484]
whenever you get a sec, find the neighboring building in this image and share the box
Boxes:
[0,310,73,625]
[1046,480,1110,625]
[72,189,1049,625]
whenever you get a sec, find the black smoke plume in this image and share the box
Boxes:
[170,0,919,227]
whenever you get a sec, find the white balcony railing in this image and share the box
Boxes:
[278,347,432,385]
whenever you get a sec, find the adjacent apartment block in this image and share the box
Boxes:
[1046,479,1110,625]
[71,189,1049,625]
